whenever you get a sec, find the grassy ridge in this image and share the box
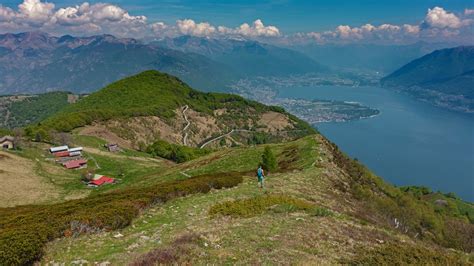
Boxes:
[27,70,314,139]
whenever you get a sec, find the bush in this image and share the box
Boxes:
[348,242,470,265]
[209,194,325,218]
[261,146,277,172]
[146,139,210,163]
[0,172,243,265]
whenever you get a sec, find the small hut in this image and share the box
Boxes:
[105,143,120,152]
[0,136,14,149]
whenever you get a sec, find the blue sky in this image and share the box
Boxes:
[1,0,473,43]
[2,0,472,33]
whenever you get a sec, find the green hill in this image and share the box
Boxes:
[27,70,314,147]
[0,92,74,129]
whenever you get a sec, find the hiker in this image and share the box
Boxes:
[257,165,265,188]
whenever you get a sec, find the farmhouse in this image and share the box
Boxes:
[63,159,87,169]
[88,174,115,187]
[105,143,120,152]
[50,145,69,153]
[49,146,83,157]
[0,136,14,149]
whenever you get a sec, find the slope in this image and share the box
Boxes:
[381,46,474,112]
[1,134,472,264]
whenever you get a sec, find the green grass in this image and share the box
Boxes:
[209,194,331,218]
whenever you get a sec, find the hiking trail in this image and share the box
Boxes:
[199,129,251,149]
[182,105,191,146]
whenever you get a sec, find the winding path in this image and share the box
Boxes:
[182,105,191,146]
[199,129,251,149]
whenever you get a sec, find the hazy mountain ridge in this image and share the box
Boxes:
[0,32,329,95]
[291,42,454,74]
[0,32,235,94]
[153,35,328,77]
[381,46,474,112]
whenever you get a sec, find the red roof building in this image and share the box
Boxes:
[54,151,70,157]
[89,176,115,186]
[63,159,87,169]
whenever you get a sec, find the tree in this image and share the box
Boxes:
[12,128,23,150]
[219,138,226,146]
[261,146,277,172]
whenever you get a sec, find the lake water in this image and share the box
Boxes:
[278,86,474,202]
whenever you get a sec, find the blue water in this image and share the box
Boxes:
[278,86,474,202]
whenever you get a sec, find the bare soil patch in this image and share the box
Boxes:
[0,151,59,207]
[258,111,294,132]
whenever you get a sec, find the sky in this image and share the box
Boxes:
[0,0,473,44]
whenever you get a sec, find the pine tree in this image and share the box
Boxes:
[261,146,277,172]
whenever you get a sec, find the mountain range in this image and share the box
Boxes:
[152,35,327,77]
[382,46,474,112]
[0,32,236,94]
[0,32,326,95]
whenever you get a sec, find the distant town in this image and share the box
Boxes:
[230,75,380,124]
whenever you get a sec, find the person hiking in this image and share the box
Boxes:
[257,165,265,188]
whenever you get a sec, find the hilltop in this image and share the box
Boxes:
[27,70,314,150]
[381,46,474,112]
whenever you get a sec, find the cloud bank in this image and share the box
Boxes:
[0,1,472,44]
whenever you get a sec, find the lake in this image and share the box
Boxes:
[278,85,474,202]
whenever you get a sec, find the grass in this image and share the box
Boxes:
[209,194,330,218]
[348,242,472,265]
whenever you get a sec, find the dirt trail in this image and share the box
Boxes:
[182,105,191,146]
[199,129,251,149]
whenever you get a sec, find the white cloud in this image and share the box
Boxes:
[0,1,471,44]
[292,6,472,45]
[19,0,55,25]
[423,6,466,29]
[465,9,474,16]
[0,6,16,22]
[176,19,215,37]
[218,19,280,37]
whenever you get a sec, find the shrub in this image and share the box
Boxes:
[348,242,470,265]
[209,194,326,218]
[146,139,210,163]
[0,172,243,265]
[261,146,277,172]
[131,233,201,265]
